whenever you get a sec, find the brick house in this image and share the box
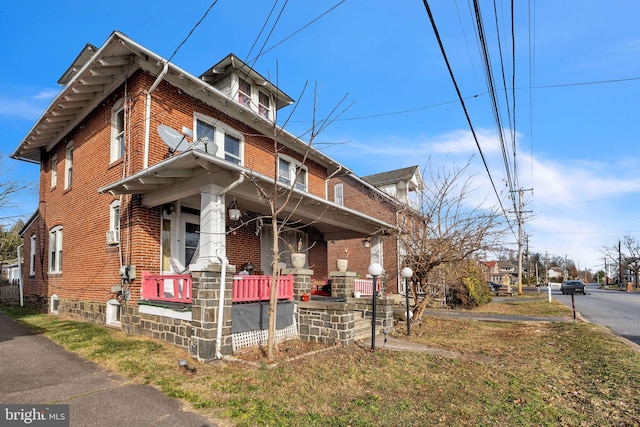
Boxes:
[11,31,399,359]
[327,165,424,294]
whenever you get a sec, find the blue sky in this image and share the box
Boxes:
[1,1,639,275]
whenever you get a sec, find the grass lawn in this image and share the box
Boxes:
[2,298,640,426]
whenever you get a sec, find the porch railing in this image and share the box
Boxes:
[140,271,294,304]
[232,275,294,303]
[354,278,381,296]
[141,271,192,303]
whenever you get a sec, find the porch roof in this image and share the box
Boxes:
[98,150,396,240]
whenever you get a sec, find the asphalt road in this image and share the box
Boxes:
[554,283,640,345]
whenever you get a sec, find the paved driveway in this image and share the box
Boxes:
[0,311,216,427]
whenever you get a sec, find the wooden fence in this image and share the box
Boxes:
[0,280,20,304]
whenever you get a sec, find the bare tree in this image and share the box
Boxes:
[602,236,640,287]
[246,81,351,360]
[398,159,505,320]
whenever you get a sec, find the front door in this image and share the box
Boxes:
[161,208,200,273]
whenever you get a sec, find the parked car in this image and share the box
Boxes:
[487,282,501,292]
[561,280,586,295]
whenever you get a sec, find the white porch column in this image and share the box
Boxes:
[191,183,226,269]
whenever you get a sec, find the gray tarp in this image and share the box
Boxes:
[232,301,294,333]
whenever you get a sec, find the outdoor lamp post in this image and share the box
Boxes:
[401,267,413,336]
[368,262,383,352]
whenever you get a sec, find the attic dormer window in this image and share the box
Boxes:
[239,78,251,107]
[258,91,270,119]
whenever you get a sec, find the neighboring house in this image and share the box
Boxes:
[547,267,564,281]
[1,259,20,283]
[327,165,425,294]
[483,260,518,285]
[11,31,397,358]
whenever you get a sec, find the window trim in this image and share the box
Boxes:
[334,183,344,206]
[109,200,121,231]
[110,98,125,163]
[238,77,252,107]
[49,225,63,274]
[64,141,73,190]
[193,114,244,166]
[29,234,36,276]
[278,154,308,191]
[51,154,57,189]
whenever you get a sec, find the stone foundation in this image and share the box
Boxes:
[121,304,192,348]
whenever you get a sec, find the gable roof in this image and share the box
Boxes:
[362,165,424,190]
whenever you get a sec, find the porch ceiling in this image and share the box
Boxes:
[98,150,396,241]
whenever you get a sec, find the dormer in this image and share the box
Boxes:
[362,165,424,204]
[199,54,294,123]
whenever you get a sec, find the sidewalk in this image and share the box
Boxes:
[0,311,216,427]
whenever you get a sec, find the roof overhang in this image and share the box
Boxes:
[11,31,350,176]
[98,150,395,240]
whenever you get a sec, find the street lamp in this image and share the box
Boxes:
[368,262,383,352]
[401,267,413,336]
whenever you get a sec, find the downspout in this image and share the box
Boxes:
[17,244,23,307]
[143,62,169,169]
[214,172,245,359]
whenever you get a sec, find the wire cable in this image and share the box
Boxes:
[421,0,516,239]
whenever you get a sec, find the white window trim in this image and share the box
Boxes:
[51,154,57,189]
[193,113,244,166]
[110,200,121,231]
[106,298,121,326]
[49,226,63,274]
[50,294,59,315]
[64,141,73,190]
[334,183,344,206]
[278,154,308,192]
[110,98,125,163]
[29,234,36,276]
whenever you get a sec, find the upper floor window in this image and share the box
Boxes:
[258,91,270,119]
[64,141,73,190]
[239,78,251,107]
[194,115,243,165]
[29,234,36,276]
[49,226,63,274]
[51,154,57,188]
[334,183,344,206]
[111,99,125,162]
[278,155,307,191]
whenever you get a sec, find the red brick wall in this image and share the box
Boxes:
[327,175,403,293]
[25,68,336,306]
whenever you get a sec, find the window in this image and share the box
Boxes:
[51,154,57,188]
[110,200,121,232]
[50,294,59,315]
[224,134,241,165]
[111,99,125,162]
[334,183,344,206]
[194,115,243,165]
[239,78,251,107]
[278,155,307,191]
[64,141,73,190]
[258,91,270,119]
[49,226,63,274]
[29,234,36,276]
[106,299,121,326]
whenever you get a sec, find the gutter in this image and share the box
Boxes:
[143,62,169,169]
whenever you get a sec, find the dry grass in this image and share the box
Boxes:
[3,298,640,426]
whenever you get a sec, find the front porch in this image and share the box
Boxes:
[120,266,394,361]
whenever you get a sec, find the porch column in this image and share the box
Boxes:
[330,271,356,299]
[191,184,226,269]
[282,268,313,300]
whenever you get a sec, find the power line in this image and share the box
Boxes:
[421,0,516,239]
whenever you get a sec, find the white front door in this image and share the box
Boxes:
[161,209,200,273]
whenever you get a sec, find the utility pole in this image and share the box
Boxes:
[619,240,623,288]
[514,188,533,296]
